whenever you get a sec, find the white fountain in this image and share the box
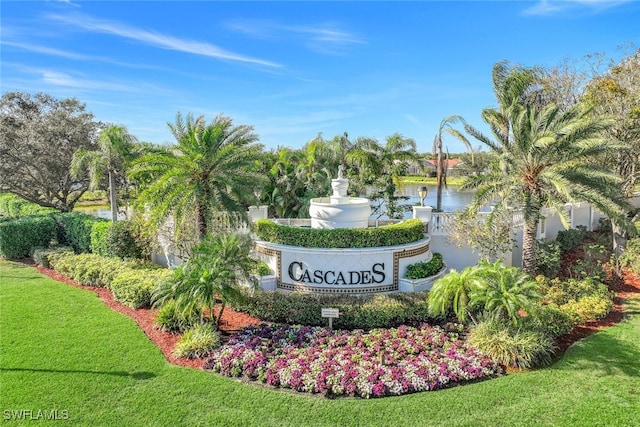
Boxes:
[308,167,371,229]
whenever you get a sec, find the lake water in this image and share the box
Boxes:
[77,185,476,220]
[395,184,476,212]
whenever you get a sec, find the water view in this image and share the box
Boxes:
[76,185,476,221]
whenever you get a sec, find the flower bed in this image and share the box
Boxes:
[204,324,502,398]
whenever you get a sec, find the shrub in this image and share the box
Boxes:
[49,251,150,287]
[111,268,173,309]
[0,215,56,259]
[619,237,640,275]
[536,276,611,306]
[255,218,425,248]
[173,324,221,359]
[521,303,574,338]
[90,221,111,256]
[555,226,588,253]
[155,300,204,334]
[233,291,432,330]
[534,241,561,277]
[253,260,272,276]
[31,246,74,268]
[405,253,444,279]
[560,295,613,324]
[54,212,107,253]
[104,220,146,259]
[467,319,555,369]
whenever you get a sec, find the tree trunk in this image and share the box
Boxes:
[611,219,627,274]
[108,168,118,223]
[196,203,208,241]
[436,138,444,212]
[521,219,538,276]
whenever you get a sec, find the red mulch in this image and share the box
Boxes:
[28,261,261,370]
[23,250,640,371]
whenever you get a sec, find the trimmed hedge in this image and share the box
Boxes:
[0,215,56,259]
[54,212,107,253]
[32,246,74,269]
[110,268,173,309]
[49,252,157,288]
[90,221,111,256]
[233,291,432,330]
[89,220,146,259]
[255,218,425,248]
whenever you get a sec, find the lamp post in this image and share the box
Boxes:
[418,186,428,207]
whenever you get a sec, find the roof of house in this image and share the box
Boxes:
[423,158,462,169]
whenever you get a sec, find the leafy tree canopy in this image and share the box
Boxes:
[0,92,102,212]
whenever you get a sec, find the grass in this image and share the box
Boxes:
[399,175,466,186]
[1,260,639,426]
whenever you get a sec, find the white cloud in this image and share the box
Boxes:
[524,0,633,15]
[46,13,282,68]
[226,19,364,54]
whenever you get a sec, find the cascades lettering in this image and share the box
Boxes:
[288,261,386,285]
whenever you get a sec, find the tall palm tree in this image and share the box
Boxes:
[462,62,631,274]
[432,115,473,212]
[71,125,137,222]
[129,113,264,241]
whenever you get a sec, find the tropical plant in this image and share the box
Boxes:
[470,262,541,326]
[71,125,138,222]
[427,264,486,324]
[461,61,631,274]
[349,133,421,219]
[153,233,257,328]
[128,113,264,242]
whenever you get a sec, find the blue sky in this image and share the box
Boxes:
[2,1,639,154]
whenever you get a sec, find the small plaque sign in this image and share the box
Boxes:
[321,308,340,318]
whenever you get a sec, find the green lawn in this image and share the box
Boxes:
[1,260,639,426]
[399,176,466,186]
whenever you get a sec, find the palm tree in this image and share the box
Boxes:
[71,125,137,222]
[153,233,257,328]
[471,262,541,326]
[432,115,473,212]
[427,264,486,324]
[348,133,420,218]
[461,62,631,274]
[129,113,264,241]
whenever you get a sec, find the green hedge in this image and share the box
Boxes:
[90,221,111,256]
[54,212,107,253]
[0,215,56,259]
[49,252,156,288]
[0,193,56,219]
[32,246,74,269]
[233,291,432,330]
[255,218,425,248]
[91,220,148,259]
[110,268,173,309]
[405,253,444,279]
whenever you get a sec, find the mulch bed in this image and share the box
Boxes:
[21,257,640,371]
